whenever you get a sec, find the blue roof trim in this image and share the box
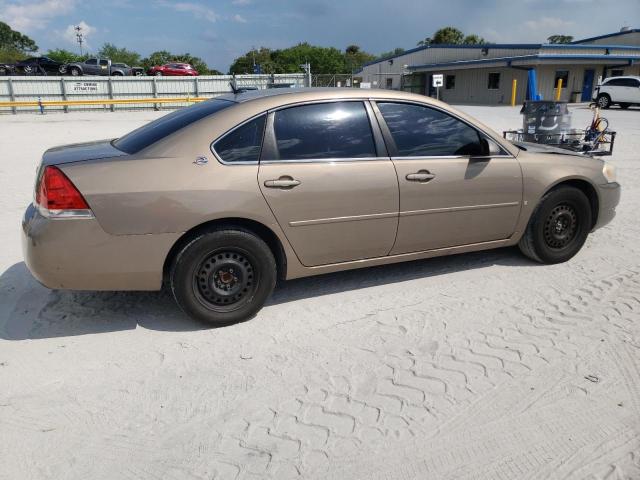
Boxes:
[361,43,542,68]
[408,54,638,70]
[572,29,639,44]
[543,43,640,51]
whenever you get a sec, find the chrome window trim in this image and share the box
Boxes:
[370,98,516,159]
[210,112,268,166]
[260,156,389,165]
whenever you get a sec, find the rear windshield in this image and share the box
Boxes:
[113,99,235,154]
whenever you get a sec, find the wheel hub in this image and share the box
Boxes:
[544,204,578,249]
[194,251,254,307]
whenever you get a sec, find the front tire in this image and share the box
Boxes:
[596,94,611,109]
[170,228,277,325]
[519,186,592,264]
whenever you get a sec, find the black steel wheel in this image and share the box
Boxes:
[170,228,277,325]
[519,186,592,264]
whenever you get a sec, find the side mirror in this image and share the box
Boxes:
[480,138,502,156]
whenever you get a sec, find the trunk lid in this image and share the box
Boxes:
[42,139,127,167]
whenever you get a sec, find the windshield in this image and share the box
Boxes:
[113,99,235,154]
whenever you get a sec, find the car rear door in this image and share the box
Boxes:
[257,100,399,267]
[373,101,522,255]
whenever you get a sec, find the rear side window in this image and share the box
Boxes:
[273,101,376,160]
[213,114,266,163]
[378,102,484,157]
[113,99,234,154]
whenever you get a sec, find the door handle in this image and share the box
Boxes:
[264,176,301,188]
[406,170,436,182]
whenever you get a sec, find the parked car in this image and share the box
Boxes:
[14,56,67,75]
[0,62,15,75]
[594,76,640,109]
[147,63,198,76]
[22,89,620,325]
[65,58,130,76]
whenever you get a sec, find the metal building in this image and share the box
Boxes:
[357,28,640,105]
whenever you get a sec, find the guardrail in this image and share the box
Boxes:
[0,74,307,114]
[0,96,209,113]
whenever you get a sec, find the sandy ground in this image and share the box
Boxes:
[1,104,639,479]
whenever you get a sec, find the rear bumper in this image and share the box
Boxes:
[21,204,180,291]
[594,182,620,230]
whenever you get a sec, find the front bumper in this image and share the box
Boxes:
[21,204,180,291]
[594,182,620,230]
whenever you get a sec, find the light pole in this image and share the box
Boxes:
[74,25,84,56]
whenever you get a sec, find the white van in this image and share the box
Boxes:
[594,76,640,109]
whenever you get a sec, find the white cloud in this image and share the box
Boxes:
[58,20,97,49]
[524,16,574,31]
[233,13,247,23]
[0,0,76,31]
[158,1,218,23]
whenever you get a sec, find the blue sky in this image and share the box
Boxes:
[0,0,637,72]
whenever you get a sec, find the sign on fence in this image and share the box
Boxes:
[71,82,99,93]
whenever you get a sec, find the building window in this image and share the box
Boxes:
[610,69,624,77]
[445,75,456,89]
[386,78,393,89]
[554,70,569,89]
[488,72,500,90]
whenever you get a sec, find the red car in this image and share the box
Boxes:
[147,63,198,76]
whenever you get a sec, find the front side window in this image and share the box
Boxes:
[377,102,484,157]
[273,101,376,160]
[85,59,97,65]
[213,114,266,163]
[554,70,569,89]
[488,72,500,90]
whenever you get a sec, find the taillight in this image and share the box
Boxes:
[36,166,90,211]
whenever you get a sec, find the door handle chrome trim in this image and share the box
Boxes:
[264,178,301,188]
[406,171,436,182]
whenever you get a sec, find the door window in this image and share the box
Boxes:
[85,59,97,65]
[213,114,266,163]
[377,102,485,157]
[272,102,376,160]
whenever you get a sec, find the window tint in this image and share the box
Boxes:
[85,59,97,65]
[378,102,484,157]
[114,99,234,154]
[214,114,266,163]
[99,59,109,66]
[273,102,376,160]
[488,72,500,90]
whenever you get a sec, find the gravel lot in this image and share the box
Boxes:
[1,104,639,479]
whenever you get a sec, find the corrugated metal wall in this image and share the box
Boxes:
[0,74,307,113]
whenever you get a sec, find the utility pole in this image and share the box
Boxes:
[300,61,311,87]
[74,25,84,56]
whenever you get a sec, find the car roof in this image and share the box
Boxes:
[603,76,640,81]
[215,87,437,104]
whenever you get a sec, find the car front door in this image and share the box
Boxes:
[374,101,522,255]
[84,59,98,75]
[257,100,399,267]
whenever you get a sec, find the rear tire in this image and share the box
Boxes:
[70,67,81,77]
[596,94,611,109]
[154,71,163,76]
[518,186,592,264]
[170,228,277,325]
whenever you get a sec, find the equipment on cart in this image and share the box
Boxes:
[503,101,616,156]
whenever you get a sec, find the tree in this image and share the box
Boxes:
[547,35,573,44]
[462,34,486,45]
[0,21,37,53]
[344,44,375,73]
[417,27,486,46]
[45,48,88,64]
[98,43,141,66]
[228,47,276,74]
[378,47,406,59]
[0,21,38,63]
[271,43,346,74]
